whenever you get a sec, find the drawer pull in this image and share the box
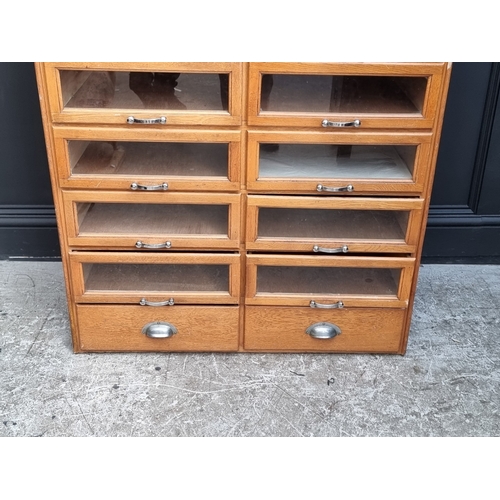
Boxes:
[321,119,360,128]
[130,182,168,191]
[127,116,167,125]
[140,298,175,307]
[313,245,348,254]
[317,184,354,193]
[306,322,342,339]
[142,321,177,338]
[135,240,172,249]
[310,300,344,309]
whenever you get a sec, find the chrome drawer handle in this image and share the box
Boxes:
[142,321,177,338]
[135,241,172,249]
[306,322,342,339]
[127,116,166,125]
[310,300,344,309]
[131,182,168,191]
[317,184,354,193]
[140,298,174,307]
[321,119,360,128]
[313,245,348,254]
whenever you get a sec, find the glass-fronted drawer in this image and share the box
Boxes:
[52,128,241,191]
[247,131,431,194]
[246,196,424,253]
[42,63,242,126]
[70,252,241,305]
[248,63,447,129]
[246,255,414,308]
[62,191,241,250]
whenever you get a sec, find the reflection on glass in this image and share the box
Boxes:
[83,264,229,292]
[77,203,229,236]
[61,71,229,111]
[259,144,416,180]
[257,266,401,296]
[261,75,427,114]
[69,141,228,178]
[258,209,409,241]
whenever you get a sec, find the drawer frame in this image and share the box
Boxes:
[42,62,243,126]
[62,190,241,251]
[248,62,447,129]
[246,195,424,254]
[52,126,242,192]
[69,252,241,305]
[247,130,432,195]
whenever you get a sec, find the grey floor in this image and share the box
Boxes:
[0,260,499,437]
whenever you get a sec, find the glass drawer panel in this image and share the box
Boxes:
[259,144,415,180]
[83,264,229,294]
[258,208,408,241]
[77,203,229,237]
[257,266,401,297]
[260,74,427,115]
[69,140,228,178]
[60,70,229,111]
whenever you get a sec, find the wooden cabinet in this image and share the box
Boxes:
[35,62,451,354]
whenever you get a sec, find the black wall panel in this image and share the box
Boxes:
[0,62,499,261]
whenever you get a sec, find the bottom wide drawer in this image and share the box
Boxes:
[76,305,239,352]
[244,306,406,353]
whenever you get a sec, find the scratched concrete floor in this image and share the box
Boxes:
[0,260,499,437]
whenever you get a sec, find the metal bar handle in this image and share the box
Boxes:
[135,241,172,249]
[310,300,344,309]
[322,119,360,128]
[140,298,175,307]
[313,245,348,254]
[317,184,354,193]
[127,116,167,124]
[131,182,168,191]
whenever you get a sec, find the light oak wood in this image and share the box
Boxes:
[77,304,239,352]
[244,306,405,352]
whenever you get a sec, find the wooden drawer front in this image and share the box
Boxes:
[69,252,241,305]
[248,63,447,129]
[63,191,241,250]
[247,131,431,195]
[52,127,241,192]
[244,306,405,352]
[42,63,242,126]
[77,304,239,352]
[246,195,424,254]
[246,255,414,308]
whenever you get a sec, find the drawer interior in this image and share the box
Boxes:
[258,144,416,180]
[76,202,229,237]
[256,265,401,297]
[257,207,409,241]
[59,70,229,111]
[259,74,427,115]
[83,263,230,293]
[68,140,229,178]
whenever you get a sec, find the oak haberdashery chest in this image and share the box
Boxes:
[35,62,451,353]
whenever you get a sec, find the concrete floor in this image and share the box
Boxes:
[0,260,499,437]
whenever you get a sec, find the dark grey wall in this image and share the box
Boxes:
[0,63,58,258]
[0,62,499,261]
